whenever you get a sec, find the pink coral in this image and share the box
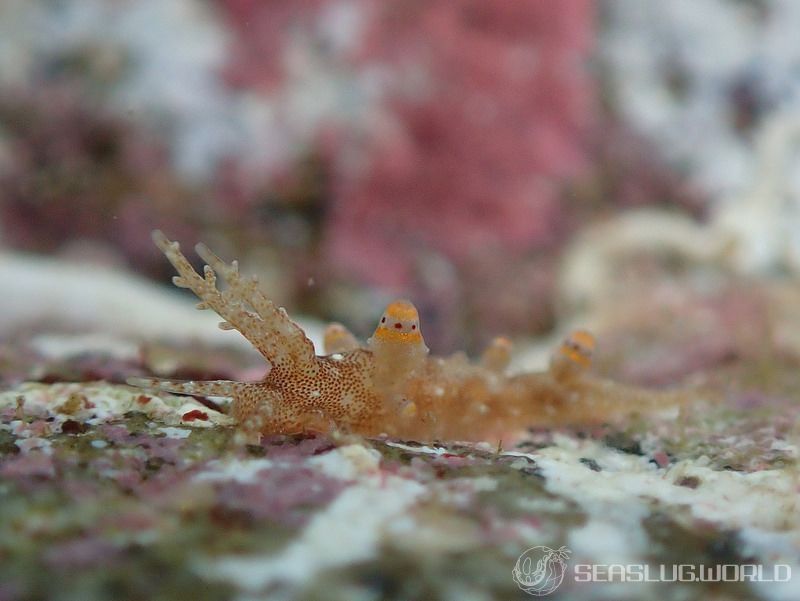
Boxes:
[325,0,594,287]
[216,0,594,290]
[217,0,330,89]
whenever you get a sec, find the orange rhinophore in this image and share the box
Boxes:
[323,323,361,354]
[559,330,596,368]
[367,299,429,401]
[480,336,513,373]
[549,329,596,382]
[129,231,685,443]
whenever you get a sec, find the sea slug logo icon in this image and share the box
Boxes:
[512,545,571,596]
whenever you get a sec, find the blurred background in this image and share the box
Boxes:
[2,0,800,372]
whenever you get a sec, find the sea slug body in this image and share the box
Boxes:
[129,231,682,443]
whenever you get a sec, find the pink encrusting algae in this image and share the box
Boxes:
[324,0,594,287]
[129,231,685,443]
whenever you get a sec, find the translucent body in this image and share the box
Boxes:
[129,232,681,442]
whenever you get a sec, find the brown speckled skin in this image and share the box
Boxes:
[132,232,683,442]
[231,351,381,436]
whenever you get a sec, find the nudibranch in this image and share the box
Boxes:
[129,231,682,442]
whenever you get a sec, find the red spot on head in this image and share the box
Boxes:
[411,324,416,330]
[394,323,402,329]
[182,409,209,422]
